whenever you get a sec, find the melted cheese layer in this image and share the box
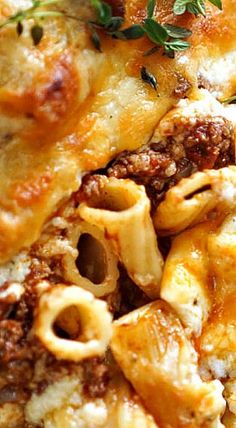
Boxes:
[0,0,235,262]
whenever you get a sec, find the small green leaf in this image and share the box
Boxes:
[0,0,62,30]
[140,66,158,90]
[31,24,43,45]
[196,0,206,15]
[186,2,199,14]
[0,11,24,29]
[91,0,112,25]
[99,2,112,24]
[90,27,102,51]
[143,18,168,45]
[32,0,41,7]
[208,0,222,9]
[105,16,124,32]
[173,0,188,15]
[173,0,206,16]
[112,24,145,40]
[166,39,190,51]
[163,24,192,38]
[147,0,156,18]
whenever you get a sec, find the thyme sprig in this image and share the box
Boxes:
[91,0,192,57]
[173,0,222,17]
[0,0,62,45]
[0,0,223,54]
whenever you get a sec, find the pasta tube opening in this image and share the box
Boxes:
[83,180,137,212]
[53,304,81,340]
[76,233,107,285]
[62,221,119,297]
[34,284,112,361]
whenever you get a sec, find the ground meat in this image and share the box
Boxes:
[31,355,82,396]
[83,358,110,398]
[175,116,234,169]
[173,74,192,99]
[0,320,25,362]
[78,174,106,204]
[0,317,35,404]
[78,116,234,210]
[0,273,45,403]
[106,116,235,209]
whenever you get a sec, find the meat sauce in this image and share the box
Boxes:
[79,116,235,210]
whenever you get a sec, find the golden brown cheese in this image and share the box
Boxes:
[198,212,236,380]
[0,0,235,263]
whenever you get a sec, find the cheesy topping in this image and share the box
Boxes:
[0,1,236,427]
[0,0,234,263]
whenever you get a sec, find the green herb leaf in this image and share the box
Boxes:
[105,16,123,31]
[31,24,43,45]
[143,18,168,45]
[188,0,206,16]
[90,27,102,51]
[173,0,221,16]
[163,24,192,38]
[222,95,236,105]
[0,11,24,29]
[91,0,112,25]
[141,66,158,90]
[0,0,61,30]
[147,0,156,18]
[89,0,192,56]
[208,0,222,9]
[173,0,189,15]
[112,24,145,40]
[166,39,190,50]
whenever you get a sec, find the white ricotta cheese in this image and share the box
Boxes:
[0,251,30,287]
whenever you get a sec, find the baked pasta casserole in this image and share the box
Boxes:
[0,0,235,426]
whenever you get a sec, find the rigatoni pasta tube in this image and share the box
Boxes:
[78,178,163,299]
[62,220,119,297]
[154,166,236,235]
[111,301,225,428]
[34,284,112,361]
[153,170,216,235]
